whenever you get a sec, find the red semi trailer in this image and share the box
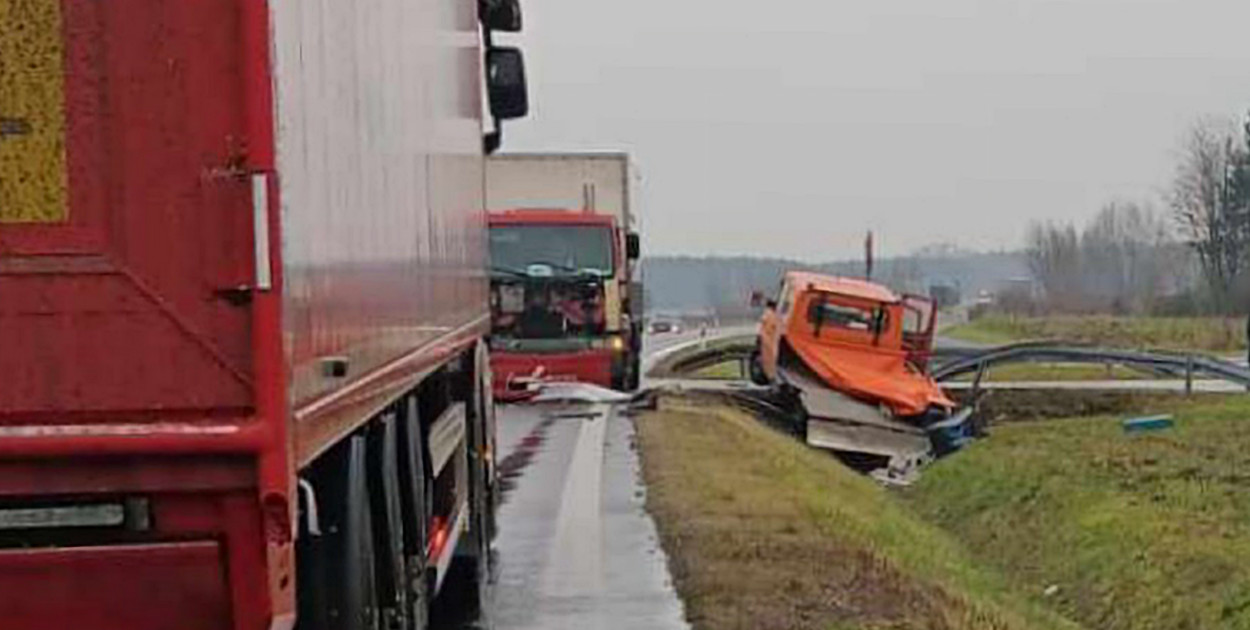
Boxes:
[0,1,526,629]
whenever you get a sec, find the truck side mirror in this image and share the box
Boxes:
[480,0,522,32]
[486,47,529,120]
[626,233,641,260]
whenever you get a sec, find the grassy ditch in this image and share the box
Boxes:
[945,314,1246,353]
[691,360,747,380]
[635,394,1077,630]
[906,395,1250,630]
[947,362,1151,383]
[946,388,1217,424]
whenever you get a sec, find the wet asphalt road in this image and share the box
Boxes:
[441,390,689,629]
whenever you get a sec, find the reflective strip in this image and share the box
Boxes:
[0,504,124,530]
[252,173,272,290]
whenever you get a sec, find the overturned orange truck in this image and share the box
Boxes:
[749,272,976,470]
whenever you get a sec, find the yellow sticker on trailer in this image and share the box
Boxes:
[0,0,68,224]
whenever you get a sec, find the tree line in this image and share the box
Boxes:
[1025,113,1250,315]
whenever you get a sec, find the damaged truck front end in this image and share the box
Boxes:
[753,272,979,479]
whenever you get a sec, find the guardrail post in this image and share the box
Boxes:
[1185,354,1194,397]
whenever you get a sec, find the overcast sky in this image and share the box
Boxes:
[504,0,1250,261]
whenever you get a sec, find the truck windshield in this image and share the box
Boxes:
[489,225,614,276]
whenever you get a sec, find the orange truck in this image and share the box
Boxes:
[750,272,975,471]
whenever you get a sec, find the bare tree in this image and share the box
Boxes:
[1081,201,1173,313]
[1025,221,1082,311]
[1169,121,1249,311]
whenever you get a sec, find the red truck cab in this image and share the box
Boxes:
[487,208,642,398]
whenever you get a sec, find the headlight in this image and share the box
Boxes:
[593,336,627,351]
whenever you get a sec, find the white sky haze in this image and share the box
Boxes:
[505,0,1250,260]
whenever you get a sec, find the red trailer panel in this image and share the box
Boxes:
[1,0,258,418]
[0,0,503,627]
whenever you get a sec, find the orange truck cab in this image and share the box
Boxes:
[752,272,974,459]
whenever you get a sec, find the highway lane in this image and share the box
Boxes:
[441,339,691,628]
[485,400,687,630]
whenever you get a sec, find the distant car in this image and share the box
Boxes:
[649,320,681,334]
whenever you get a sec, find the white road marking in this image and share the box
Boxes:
[543,405,608,599]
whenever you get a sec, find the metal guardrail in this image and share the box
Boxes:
[646,334,756,378]
[930,341,1250,391]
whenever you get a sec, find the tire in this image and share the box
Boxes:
[748,348,769,386]
[298,432,387,630]
[342,436,380,630]
[366,415,411,630]
[397,398,431,630]
[441,345,493,618]
[626,353,641,391]
[783,389,808,440]
[298,436,379,630]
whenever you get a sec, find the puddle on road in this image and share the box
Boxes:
[495,416,556,504]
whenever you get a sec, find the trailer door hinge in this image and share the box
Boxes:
[298,478,321,536]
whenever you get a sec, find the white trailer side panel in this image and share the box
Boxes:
[486,153,632,229]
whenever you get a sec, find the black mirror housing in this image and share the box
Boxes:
[625,233,641,260]
[481,0,522,32]
[486,47,529,120]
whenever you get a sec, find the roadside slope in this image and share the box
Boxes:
[636,394,1079,630]
[907,396,1250,630]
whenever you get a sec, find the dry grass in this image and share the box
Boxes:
[635,395,1078,630]
[945,315,1246,353]
[948,363,1151,383]
[691,360,746,380]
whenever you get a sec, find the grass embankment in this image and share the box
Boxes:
[907,396,1250,630]
[636,395,1076,630]
[948,389,1217,424]
[949,363,1150,383]
[691,361,746,380]
[945,315,1246,353]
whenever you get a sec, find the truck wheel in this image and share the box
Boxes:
[397,397,431,630]
[786,393,809,440]
[367,414,411,630]
[342,436,380,630]
[299,436,380,630]
[626,353,641,391]
[748,349,769,386]
[440,348,493,619]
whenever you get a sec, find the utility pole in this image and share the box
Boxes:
[865,230,874,281]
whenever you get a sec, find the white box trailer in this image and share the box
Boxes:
[486,152,636,238]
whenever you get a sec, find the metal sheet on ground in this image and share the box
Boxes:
[806,418,931,459]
